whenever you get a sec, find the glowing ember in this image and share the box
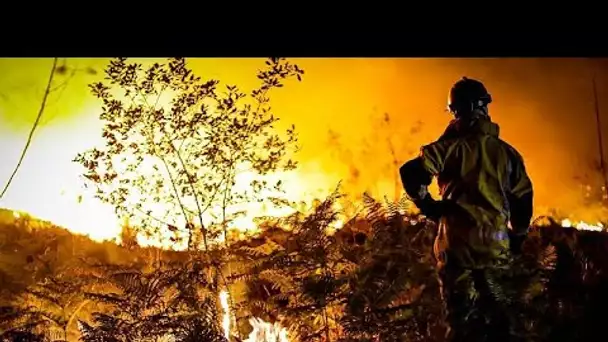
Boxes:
[243,318,290,342]
[219,290,231,340]
[561,219,604,232]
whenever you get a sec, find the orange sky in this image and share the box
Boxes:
[0,58,607,241]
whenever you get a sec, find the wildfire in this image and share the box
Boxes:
[219,290,231,340]
[243,318,290,342]
[561,218,604,232]
[219,290,290,342]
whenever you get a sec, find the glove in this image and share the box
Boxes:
[414,194,444,223]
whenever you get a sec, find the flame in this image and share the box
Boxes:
[219,290,231,340]
[0,60,336,249]
[561,218,604,231]
[129,163,333,250]
[4,58,608,250]
[219,289,290,342]
[243,318,290,342]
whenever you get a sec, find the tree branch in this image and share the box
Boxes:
[136,85,210,251]
[1,58,58,199]
[166,139,210,251]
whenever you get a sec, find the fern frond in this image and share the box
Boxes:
[397,194,411,213]
[362,193,387,233]
[249,299,273,314]
[0,329,46,342]
[538,244,557,272]
[384,195,401,220]
[259,270,296,293]
[238,240,284,259]
[485,272,511,305]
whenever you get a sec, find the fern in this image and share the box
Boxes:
[1,270,90,342]
[342,195,441,341]
[0,305,48,342]
[0,329,46,342]
[5,192,608,340]
[233,188,351,341]
[81,265,225,342]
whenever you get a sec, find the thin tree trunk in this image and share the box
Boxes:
[592,75,608,201]
[0,58,58,199]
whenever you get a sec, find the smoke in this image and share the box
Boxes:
[1,58,608,227]
[267,58,608,220]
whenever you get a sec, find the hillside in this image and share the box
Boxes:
[0,209,147,297]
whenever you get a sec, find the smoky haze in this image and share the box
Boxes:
[1,58,607,228]
[275,58,608,220]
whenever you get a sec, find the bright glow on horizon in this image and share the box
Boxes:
[2,58,608,246]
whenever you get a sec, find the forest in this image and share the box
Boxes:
[0,57,607,342]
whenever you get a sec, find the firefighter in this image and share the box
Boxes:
[399,77,534,341]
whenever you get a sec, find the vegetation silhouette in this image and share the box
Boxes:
[73,57,302,251]
[0,58,97,200]
[1,58,608,341]
[3,196,608,341]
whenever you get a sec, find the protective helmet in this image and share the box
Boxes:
[447,77,492,116]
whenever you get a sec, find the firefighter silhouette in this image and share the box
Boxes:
[400,77,534,341]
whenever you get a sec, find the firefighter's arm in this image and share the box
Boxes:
[399,141,447,222]
[507,151,534,237]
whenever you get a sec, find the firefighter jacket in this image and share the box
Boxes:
[400,116,533,268]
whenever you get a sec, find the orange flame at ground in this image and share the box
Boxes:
[219,290,290,342]
[219,290,231,340]
[561,218,605,232]
[243,318,290,342]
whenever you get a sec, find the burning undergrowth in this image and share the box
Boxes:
[3,57,608,342]
[2,193,608,341]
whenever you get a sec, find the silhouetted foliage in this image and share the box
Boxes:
[73,57,303,250]
[0,268,91,341]
[236,188,352,341]
[79,264,226,342]
[0,305,47,342]
[340,194,441,342]
[0,326,46,342]
[3,196,608,341]
[232,192,435,341]
[5,57,608,342]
